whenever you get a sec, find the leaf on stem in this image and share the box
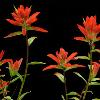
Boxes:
[28,61,46,65]
[75,56,90,60]
[28,37,37,46]
[18,91,31,100]
[92,49,100,53]
[61,95,65,100]
[54,72,64,83]
[69,97,79,100]
[66,91,81,97]
[73,72,87,84]
[92,98,100,100]
[4,31,22,38]
[16,72,23,83]
[91,78,100,82]
[2,96,13,100]
[89,82,100,85]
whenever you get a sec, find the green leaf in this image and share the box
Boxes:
[18,91,31,100]
[92,49,100,53]
[10,77,19,83]
[82,91,93,94]
[92,98,100,100]
[74,72,87,84]
[54,72,64,83]
[4,31,22,38]
[66,92,80,97]
[28,61,46,65]
[28,37,37,46]
[61,95,65,100]
[69,97,79,100]
[75,56,90,60]
[91,78,100,82]
[16,72,23,82]
[89,82,100,85]
[0,75,5,78]
[2,96,13,100]
[26,26,33,30]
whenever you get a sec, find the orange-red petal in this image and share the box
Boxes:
[65,52,78,63]
[43,65,57,71]
[47,54,60,64]
[26,12,40,25]
[6,19,20,26]
[0,50,4,60]
[32,26,48,32]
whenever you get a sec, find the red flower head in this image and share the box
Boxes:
[0,79,9,90]
[43,48,84,71]
[74,16,100,42]
[3,58,23,72]
[6,5,48,36]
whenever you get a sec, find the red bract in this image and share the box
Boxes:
[74,16,100,42]
[0,50,4,61]
[0,79,9,90]
[43,48,84,71]
[6,5,48,36]
[92,62,100,77]
[3,58,23,71]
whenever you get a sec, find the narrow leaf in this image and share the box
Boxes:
[92,98,100,100]
[54,72,64,83]
[10,77,19,83]
[75,56,90,60]
[28,37,37,46]
[61,95,65,100]
[16,72,23,82]
[18,91,31,100]
[66,92,80,97]
[74,72,87,84]
[89,82,100,85]
[2,96,13,100]
[69,97,79,100]
[4,31,22,38]
[26,26,33,30]
[91,78,100,82]
[92,49,100,53]
[28,61,46,65]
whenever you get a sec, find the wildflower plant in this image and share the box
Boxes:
[0,3,100,100]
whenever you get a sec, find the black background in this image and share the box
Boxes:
[0,0,100,100]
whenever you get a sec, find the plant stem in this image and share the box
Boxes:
[17,34,29,100]
[82,42,93,100]
[63,71,68,100]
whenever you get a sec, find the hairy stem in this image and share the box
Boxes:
[63,71,68,100]
[82,42,93,100]
[17,34,29,100]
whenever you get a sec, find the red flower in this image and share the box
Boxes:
[43,48,84,71]
[92,62,100,77]
[74,16,100,42]
[0,79,9,90]
[6,5,48,36]
[2,58,23,71]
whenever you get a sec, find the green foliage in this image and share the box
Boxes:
[73,72,87,84]
[4,31,22,38]
[28,37,37,46]
[54,72,64,83]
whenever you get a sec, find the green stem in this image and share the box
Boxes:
[82,42,93,100]
[17,34,29,100]
[63,71,68,100]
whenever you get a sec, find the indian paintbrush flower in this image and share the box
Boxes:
[6,5,48,36]
[74,16,100,43]
[43,48,84,71]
